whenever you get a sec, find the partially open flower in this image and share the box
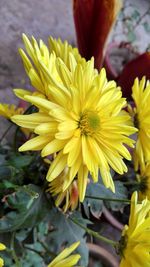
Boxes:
[47,167,79,212]
[119,192,150,267]
[15,34,85,101]
[130,77,150,169]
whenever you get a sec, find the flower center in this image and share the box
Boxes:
[78,111,100,135]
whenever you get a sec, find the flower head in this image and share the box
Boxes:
[48,241,80,267]
[0,103,23,119]
[119,192,150,267]
[0,243,6,267]
[131,77,150,169]
[15,34,85,101]
[12,51,136,202]
[47,167,79,212]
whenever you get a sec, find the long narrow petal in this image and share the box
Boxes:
[46,152,67,181]
[19,135,52,151]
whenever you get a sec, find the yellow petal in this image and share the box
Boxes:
[46,151,67,181]
[34,122,58,135]
[41,139,66,157]
[19,135,52,151]
[12,113,52,129]
[78,165,88,202]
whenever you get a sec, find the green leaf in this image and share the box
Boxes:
[15,228,32,242]
[21,250,44,267]
[8,154,34,169]
[83,183,103,218]
[0,184,50,232]
[84,181,128,212]
[47,209,89,266]
[0,180,18,190]
[105,181,128,211]
[0,165,16,180]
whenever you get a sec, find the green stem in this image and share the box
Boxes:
[13,126,20,151]
[0,123,13,143]
[10,232,22,267]
[70,217,118,247]
[123,181,139,186]
[85,195,131,204]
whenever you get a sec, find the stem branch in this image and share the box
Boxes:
[85,195,131,204]
[10,232,22,267]
[0,123,13,143]
[70,217,118,247]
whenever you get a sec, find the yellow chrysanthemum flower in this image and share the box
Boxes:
[119,191,150,267]
[0,103,23,119]
[47,167,79,212]
[14,34,85,101]
[0,243,6,267]
[48,241,80,267]
[130,77,150,169]
[12,53,136,201]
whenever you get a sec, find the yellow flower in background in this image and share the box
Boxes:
[47,167,79,212]
[119,192,150,267]
[0,103,30,138]
[48,241,80,267]
[0,243,6,267]
[14,34,85,101]
[131,77,150,169]
[12,51,136,202]
[0,103,23,119]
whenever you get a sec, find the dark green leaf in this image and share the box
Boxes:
[0,184,50,232]
[47,209,89,266]
[83,183,103,218]
[22,250,44,267]
[0,180,18,189]
[15,228,32,242]
[0,165,16,180]
[84,180,128,213]
[8,154,34,169]
[105,181,128,211]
